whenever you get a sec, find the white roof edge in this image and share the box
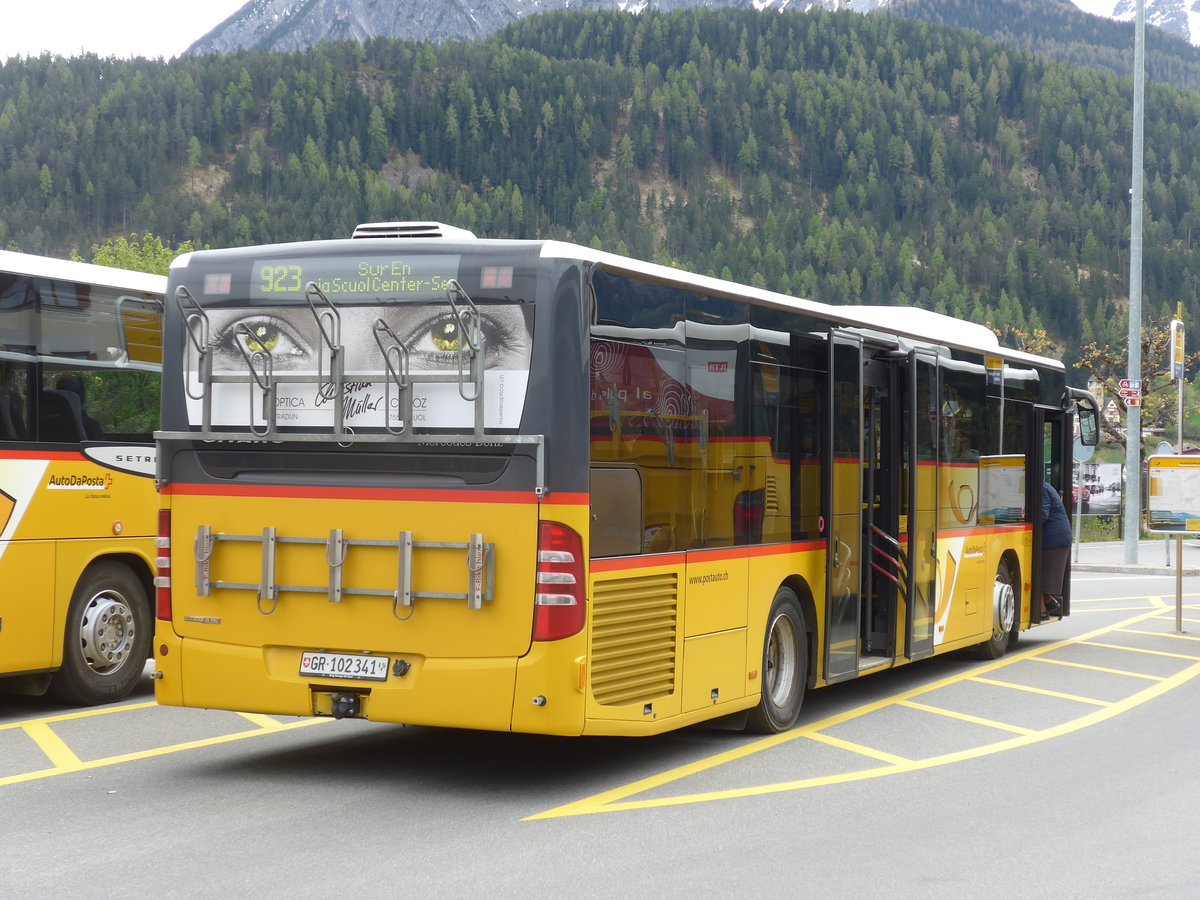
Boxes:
[539,241,1064,371]
[0,248,166,294]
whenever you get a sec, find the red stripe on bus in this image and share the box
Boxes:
[0,449,84,461]
[590,553,687,572]
[589,541,824,572]
[161,482,542,504]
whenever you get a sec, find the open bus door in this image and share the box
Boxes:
[825,331,863,681]
[905,348,938,661]
[1035,406,1075,615]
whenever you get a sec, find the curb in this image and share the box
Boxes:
[1073,563,1200,577]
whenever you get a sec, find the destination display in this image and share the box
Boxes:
[250,254,460,302]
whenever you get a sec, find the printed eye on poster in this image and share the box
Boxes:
[1146,455,1200,533]
[183,254,533,431]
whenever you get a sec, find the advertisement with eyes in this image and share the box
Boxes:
[187,303,532,431]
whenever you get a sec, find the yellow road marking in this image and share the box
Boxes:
[22,721,83,770]
[238,712,289,729]
[805,732,910,765]
[528,607,1194,820]
[897,700,1035,735]
[0,715,332,788]
[1079,640,1200,662]
[1119,629,1200,642]
[1031,657,1164,680]
[0,701,156,732]
[969,676,1109,707]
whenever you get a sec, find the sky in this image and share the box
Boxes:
[0,1,250,61]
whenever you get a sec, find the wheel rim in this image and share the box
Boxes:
[993,571,1016,638]
[78,590,137,675]
[765,612,799,707]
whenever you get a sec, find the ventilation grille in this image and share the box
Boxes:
[351,221,477,240]
[764,474,780,512]
[590,572,678,706]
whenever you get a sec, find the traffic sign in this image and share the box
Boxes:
[1119,378,1142,390]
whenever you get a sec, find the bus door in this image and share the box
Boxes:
[1035,407,1073,613]
[904,349,938,661]
[825,331,863,681]
[861,354,900,657]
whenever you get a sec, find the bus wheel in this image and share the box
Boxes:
[746,588,807,733]
[969,559,1017,660]
[49,562,151,706]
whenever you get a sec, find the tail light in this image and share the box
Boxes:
[154,509,172,620]
[734,489,765,544]
[533,521,585,641]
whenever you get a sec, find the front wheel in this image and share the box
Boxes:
[746,588,808,733]
[49,562,151,705]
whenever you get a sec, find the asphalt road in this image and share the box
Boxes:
[2,570,1199,898]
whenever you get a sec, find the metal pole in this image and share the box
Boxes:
[1177,534,1184,634]
[1124,0,1145,564]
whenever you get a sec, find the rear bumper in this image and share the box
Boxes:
[154,629,523,732]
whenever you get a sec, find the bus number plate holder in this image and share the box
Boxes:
[299,651,389,682]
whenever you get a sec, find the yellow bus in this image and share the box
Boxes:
[153,223,1098,735]
[0,249,164,704]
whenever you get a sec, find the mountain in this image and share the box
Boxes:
[1111,0,1200,45]
[896,0,1200,93]
[187,0,1200,53]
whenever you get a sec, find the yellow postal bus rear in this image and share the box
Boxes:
[154,224,1097,736]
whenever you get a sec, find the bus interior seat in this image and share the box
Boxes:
[38,389,88,442]
[0,386,23,439]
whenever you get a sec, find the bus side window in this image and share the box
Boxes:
[590,466,643,558]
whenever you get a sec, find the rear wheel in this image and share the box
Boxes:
[968,558,1018,660]
[49,562,151,705]
[746,588,808,733]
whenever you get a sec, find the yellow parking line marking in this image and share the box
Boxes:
[805,732,910,765]
[1120,628,1200,642]
[238,713,288,729]
[529,653,1200,819]
[0,701,156,733]
[1080,640,1200,662]
[22,721,83,770]
[969,676,1109,707]
[0,716,332,788]
[1031,657,1164,680]
[897,700,1034,735]
[527,607,1187,820]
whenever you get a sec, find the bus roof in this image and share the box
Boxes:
[543,240,1064,373]
[0,249,166,295]
[167,232,1062,374]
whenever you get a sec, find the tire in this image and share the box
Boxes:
[968,558,1018,660]
[746,588,808,733]
[49,562,151,705]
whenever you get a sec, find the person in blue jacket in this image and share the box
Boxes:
[1041,480,1072,619]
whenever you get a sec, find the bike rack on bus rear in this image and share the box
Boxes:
[160,280,540,616]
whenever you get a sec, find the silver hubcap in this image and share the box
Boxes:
[765,612,798,707]
[78,590,137,674]
[993,574,1016,638]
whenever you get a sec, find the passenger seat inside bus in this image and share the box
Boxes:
[0,386,24,440]
[38,389,89,442]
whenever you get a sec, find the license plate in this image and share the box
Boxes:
[299,651,389,682]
